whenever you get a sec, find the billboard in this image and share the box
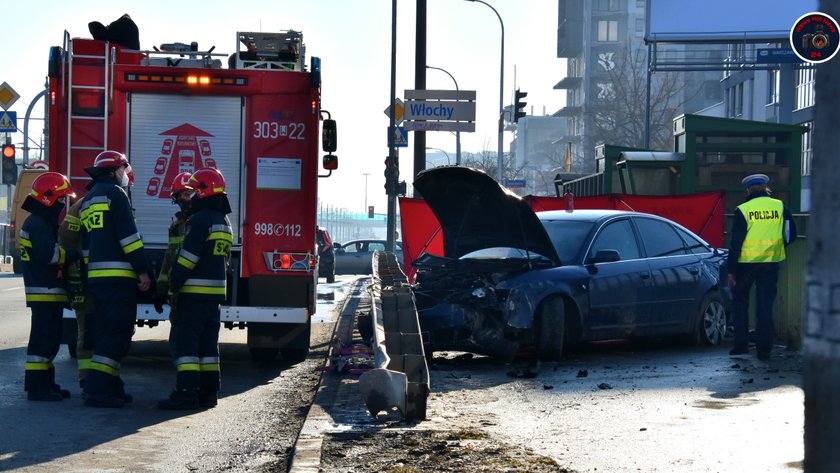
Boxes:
[647,0,819,43]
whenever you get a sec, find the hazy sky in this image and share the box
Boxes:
[2,1,566,213]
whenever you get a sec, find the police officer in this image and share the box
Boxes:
[159,168,232,410]
[21,172,78,401]
[728,173,796,361]
[154,172,194,315]
[80,150,151,408]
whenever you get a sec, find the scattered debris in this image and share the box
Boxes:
[577,369,588,378]
[543,385,554,390]
[598,383,613,390]
[639,427,648,431]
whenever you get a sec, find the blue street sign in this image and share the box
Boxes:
[0,111,17,132]
[388,126,408,148]
[755,48,804,64]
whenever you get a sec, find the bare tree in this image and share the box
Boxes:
[460,139,526,181]
[804,1,840,469]
[587,43,697,152]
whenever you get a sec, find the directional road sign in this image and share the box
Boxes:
[0,82,20,110]
[0,111,17,132]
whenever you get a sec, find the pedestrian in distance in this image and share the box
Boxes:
[80,150,151,408]
[159,168,233,410]
[21,172,79,401]
[154,171,194,316]
[727,173,796,361]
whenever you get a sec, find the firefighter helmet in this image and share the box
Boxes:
[93,150,129,169]
[189,168,226,199]
[170,171,194,197]
[30,172,76,207]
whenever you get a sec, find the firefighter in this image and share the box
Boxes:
[728,173,796,361]
[21,172,78,401]
[59,192,91,387]
[80,150,151,408]
[159,168,232,410]
[154,172,194,315]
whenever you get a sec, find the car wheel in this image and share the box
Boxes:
[536,297,566,361]
[694,291,727,346]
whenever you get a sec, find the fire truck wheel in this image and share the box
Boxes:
[248,347,279,362]
[281,348,308,363]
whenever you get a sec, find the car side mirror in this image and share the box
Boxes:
[335,247,345,255]
[588,249,620,264]
[322,119,337,153]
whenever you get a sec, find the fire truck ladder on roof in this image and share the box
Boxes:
[64,31,113,179]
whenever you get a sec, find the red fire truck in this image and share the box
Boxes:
[47,28,338,361]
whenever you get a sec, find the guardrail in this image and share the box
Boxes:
[358,251,430,422]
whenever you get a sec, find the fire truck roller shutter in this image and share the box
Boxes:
[128,94,242,246]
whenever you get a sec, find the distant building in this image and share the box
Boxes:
[509,115,568,196]
[554,0,722,173]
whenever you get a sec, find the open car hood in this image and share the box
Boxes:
[413,166,560,264]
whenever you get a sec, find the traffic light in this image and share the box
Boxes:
[514,89,527,123]
[1,143,16,185]
[368,205,375,219]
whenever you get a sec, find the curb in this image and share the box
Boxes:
[289,277,370,473]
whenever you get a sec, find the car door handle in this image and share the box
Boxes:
[640,272,650,279]
[688,267,700,275]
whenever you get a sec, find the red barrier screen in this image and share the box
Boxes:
[399,191,725,282]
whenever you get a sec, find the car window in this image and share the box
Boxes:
[368,242,386,252]
[540,220,594,263]
[635,217,688,257]
[395,242,402,252]
[589,219,640,261]
[675,227,711,254]
[343,242,362,253]
[461,247,551,260]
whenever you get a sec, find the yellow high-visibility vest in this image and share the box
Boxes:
[737,197,785,263]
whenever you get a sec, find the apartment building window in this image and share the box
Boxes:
[598,20,619,42]
[735,82,744,117]
[635,18,645,33]
[597,0,619,11]
[637,0,646,7]
[795,68,815,110]
[767,69,779,105]
[802,121,813,175]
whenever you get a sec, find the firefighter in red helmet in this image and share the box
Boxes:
[21,172,79,401]
[159,168,232,409]
[154,172,194,315]
[80,150,151,408]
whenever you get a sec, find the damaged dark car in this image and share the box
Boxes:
[412,167,730,361]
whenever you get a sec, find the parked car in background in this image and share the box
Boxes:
[412,167,731,361]
[334,239,403,275]
[316,227,335,283]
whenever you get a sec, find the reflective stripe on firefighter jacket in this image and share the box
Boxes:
[20,214,69,307]
[736,197,786,263]
[80,179,148,284]
[170,209,232,300]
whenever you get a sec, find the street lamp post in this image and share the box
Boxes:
[426,65,461,165]
[362,172,370,214]
[465,0,504,182]
[425,147,451,166]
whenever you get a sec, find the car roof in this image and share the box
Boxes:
[537,209,635,222]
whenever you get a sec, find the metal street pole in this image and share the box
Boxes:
[386,0,398,252]
[362,172,370,214]
[426,65,461,165]
[465,0,504,182]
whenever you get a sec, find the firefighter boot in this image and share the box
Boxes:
[84,394,126,408]
[25,368,63,401]
[199,391,218,408]
[158,390,200,410]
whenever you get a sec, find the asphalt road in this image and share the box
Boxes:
[0,273,357,472]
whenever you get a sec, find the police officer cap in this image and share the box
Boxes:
[741,173,769,187]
